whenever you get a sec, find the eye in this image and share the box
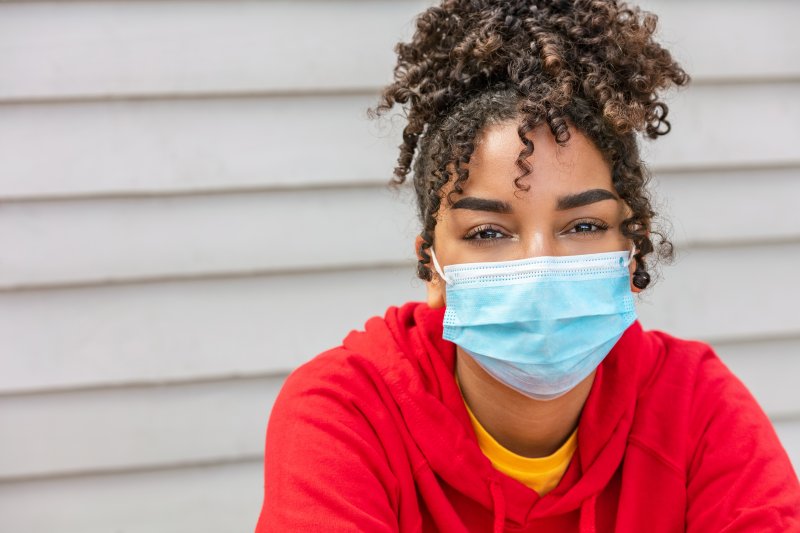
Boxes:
[464,225,510,242]
[566,219,610,234]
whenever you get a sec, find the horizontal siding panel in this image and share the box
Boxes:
[0,1,796,102]
[0,0,429,101]
[1,83,799,199]
[0,186,417,289]
[2,242,799,394]
[2,166,798,289]
[775,419,800,472]
[638,0,800,82]
[0,265,423,393]
[2,341,798,480]
[644,81,800,171]
[0,460,263,533]
[0,376,280,480]
[0,94,399,199]
[636,242,800,343]
[713,337,800,422]
[651,166,800,247]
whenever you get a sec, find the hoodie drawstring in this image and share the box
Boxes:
[489,480,506,533]
[579,492,598,533]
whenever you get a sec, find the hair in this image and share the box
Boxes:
[369,0,689,283]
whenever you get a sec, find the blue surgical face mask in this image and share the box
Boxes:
[430,247,637,400]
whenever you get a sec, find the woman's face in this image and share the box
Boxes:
[422,119,637,307]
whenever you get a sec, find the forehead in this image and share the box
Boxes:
[448,120,613,200]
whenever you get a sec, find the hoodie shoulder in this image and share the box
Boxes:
[257,303,458,532]
[276,301,440,409]
[639,329,800,531]
[260,347,405,532]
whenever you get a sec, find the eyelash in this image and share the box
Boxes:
[463,225,510,245]
[566,219,610,235]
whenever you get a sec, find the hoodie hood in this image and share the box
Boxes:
[342,302,662,531]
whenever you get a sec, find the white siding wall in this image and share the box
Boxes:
[1,1,798,531]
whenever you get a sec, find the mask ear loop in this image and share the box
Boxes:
[429,249,451,285]
[624,243,638,268]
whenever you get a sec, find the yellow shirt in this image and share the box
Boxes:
[463,400,577,496]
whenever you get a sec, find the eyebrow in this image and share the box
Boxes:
[449,188,619,213]
[556,189,619,210]
[451,196,512,213]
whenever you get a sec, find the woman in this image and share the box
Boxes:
[256,0,800,531]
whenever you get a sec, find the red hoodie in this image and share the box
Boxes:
[256,302,800,532]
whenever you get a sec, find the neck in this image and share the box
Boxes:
[456,347,595,458]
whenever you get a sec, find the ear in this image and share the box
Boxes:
[415,235,446,308]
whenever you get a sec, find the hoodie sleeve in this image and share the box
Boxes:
[254,354,400,533]
[685,347,800,532]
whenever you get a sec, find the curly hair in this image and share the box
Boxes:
[369,0,689,283]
